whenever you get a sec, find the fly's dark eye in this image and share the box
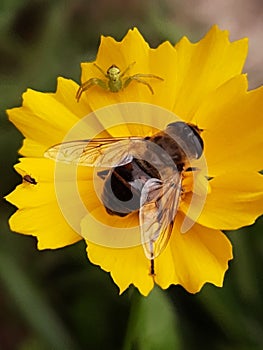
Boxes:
[189,125,204,158]
[166,121,204,159]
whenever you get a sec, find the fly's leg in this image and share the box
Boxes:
[76,78,108,101]
[148,240,156,277]
[150,259,156,277]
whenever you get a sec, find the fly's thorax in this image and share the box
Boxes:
[148,132,187,166]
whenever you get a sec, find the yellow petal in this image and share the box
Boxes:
[97,28,150,73]
[195,75,263,175]
[5,158,95,248]
[6,183,81,249]
[80,206,140,250]
[155,213,233,293]
[6,78,102,157]
[86,212,232,295]
[82,103,174,139]
[13,157,91,183]
[54,77,92,118]
[86,241,154,296]
[79,28,171,110]
[173,25,248,120]
[80,28,152,108]
[148,41,178,110]
[19,139,48,158]
[7,90,77,155]
[185,172,263,230]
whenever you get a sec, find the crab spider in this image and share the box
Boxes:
[76,62,163,101]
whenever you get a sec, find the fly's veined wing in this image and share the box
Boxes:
[45,140,91,164]
[139,173,182,260]
[44,137,145,167]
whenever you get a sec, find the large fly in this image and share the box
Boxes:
[45,121,204,276]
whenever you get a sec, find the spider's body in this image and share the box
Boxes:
[76,63,163,101]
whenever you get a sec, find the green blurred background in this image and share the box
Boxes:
[1,1,263,349]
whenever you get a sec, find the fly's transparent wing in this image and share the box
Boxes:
[139,173,182,260]
[44,137,145,167]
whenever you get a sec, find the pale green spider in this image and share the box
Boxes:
[76,62,164,101]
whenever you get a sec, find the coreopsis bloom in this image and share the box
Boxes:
[6,26,263,296]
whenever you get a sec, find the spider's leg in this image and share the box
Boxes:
[123,76,155,94]
[123,74,163,94]
[120,62,136,77]
[133,73,164,81]
[93,63,108,77]
[76,78,107,102]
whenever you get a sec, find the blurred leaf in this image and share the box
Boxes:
[231,225,263,304]
[19,336,51,350]
[0,252,78,350]
[197,273,263,349]
[123,287,181,350]
[0,0,22,29]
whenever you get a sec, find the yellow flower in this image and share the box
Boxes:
[6,26,263,296]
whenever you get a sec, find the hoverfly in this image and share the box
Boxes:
[45,121,204,276]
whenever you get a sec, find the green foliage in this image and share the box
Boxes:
[123,287,181,350]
